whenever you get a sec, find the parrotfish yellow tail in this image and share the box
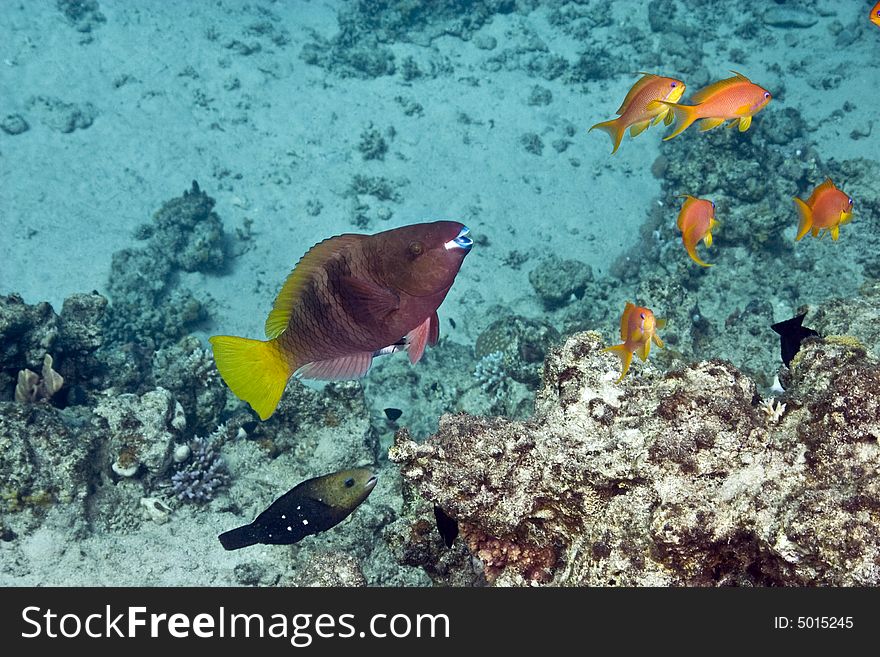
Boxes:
[589,118,626,155]
[209,335,293,420]
[793,196,813,242]
[602,344,633,383]
[659,101,700,141]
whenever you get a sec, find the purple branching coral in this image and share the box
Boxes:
[170,433,229,503]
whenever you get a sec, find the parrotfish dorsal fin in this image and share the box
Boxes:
[265,235,364,339]
[616,72,660,115]
[690,72,751,104]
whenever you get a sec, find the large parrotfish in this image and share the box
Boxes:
[218,468,377,550]
[210,221,473,420]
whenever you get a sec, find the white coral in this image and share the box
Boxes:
[760,398,786,424]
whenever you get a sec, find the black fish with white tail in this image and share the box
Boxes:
[218,468,377,550]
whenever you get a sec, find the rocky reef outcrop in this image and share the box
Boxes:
[390,330,880,586]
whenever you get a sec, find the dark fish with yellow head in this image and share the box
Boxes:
[218,468,378,550]
[210,221,473,420]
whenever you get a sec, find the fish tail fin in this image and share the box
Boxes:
[793,197,813,241]
[602,344,633,382]
[589,118,625,154]
[218,523,260,551]
[209,335,292,420]
[684,232,712,267]
[661,102,700,141]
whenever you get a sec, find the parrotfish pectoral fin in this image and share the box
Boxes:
[339,276,400,321]
[699,117,725,132]
[661,102,700,141]
[704,231,713,247]
[295,352,374,380]
[831,225,840,241]
[738,116,752,132]
[793,197,813,241]
[589,118,625,154]
[218,523,260,551]
[405,313,439,365]
[652,332,665,348]
[603,344,633,382]
[209,335,292,421]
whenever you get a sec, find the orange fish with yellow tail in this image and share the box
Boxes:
[659,71,771,140]
[793,179,853,241]
[603,302,665,382]
[589,73,685,154]
[677,195,718,267]
[872,2,880,28]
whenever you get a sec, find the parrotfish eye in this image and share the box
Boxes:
[711,201,715,209]
[848,197,853,206]
[344,477,355,488]
[640,313,646,320]
[408,241,425,257]
[763,92,770,99]
[670,82,676,87]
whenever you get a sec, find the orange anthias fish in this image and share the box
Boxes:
[677,195,718,267]
[589,73,685,154]
[210,221,473,420]
[660,71,771,140]
[793,179,854,241]
[872,2,880,28]
[603,302,665,382]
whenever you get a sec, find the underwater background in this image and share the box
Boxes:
[1,0,879,586]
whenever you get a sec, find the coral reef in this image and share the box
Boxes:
[94,387,186,479]
[391,330,880,586]
[0,292,107,405]
[0,402,99,536]
[528,255,593,309]
[474,315,560,386]
[105,182,229,346]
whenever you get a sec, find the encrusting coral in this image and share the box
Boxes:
[390,330,880,586]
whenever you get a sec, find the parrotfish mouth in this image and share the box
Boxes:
[445,226,473,251]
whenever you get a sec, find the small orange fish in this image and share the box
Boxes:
[872,2,880,28]
[660,71,771,140]
[677,195,718,267]
[793,178,853,241]
[589,73,685,154]
[603,302,665,382]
